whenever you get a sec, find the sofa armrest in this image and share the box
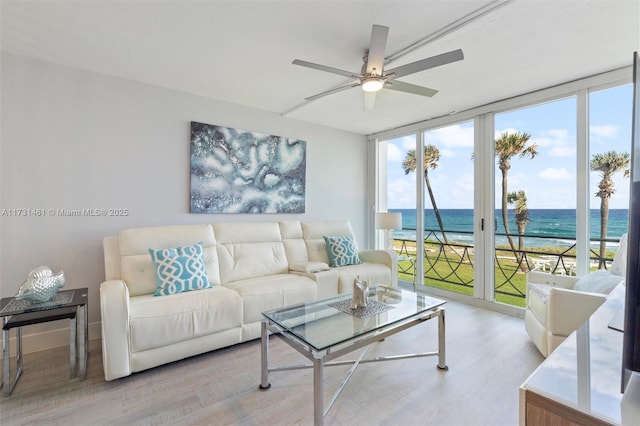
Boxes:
[100,279,132,381]
[359,250,397,287]
[527,271,579,289]
[359,249,392,267]
[290,269,339,299]
[547,287,606,336]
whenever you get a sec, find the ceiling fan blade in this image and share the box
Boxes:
[292,59,361,79]
[366,24,389,75]
[385,49,464,79]
[386,80,439,97]
[363,91,376,111]
[304,82,361,101]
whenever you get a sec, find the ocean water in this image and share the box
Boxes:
[391,208,629,249]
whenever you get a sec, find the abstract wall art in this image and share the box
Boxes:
[190,122,306,214]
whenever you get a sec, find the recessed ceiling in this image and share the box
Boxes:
[1,0,638,135]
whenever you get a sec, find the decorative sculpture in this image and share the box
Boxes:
[351,276,369,309]
[15,265,65,303]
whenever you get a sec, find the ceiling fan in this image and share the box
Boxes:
[292,24,464,110]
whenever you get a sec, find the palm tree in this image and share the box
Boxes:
[495,131,538,254]
[507,190,530,270]
[507,190,530,252]
[590,150,630,269]
[402,145,449,243]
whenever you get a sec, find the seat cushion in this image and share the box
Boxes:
[224,274,316,323]
[119,224,220,296]
[334,262,391,293]
[129,287,242,352]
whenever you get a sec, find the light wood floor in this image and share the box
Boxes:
[0,298,544,426]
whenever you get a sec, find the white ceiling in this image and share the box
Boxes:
[1,0,639,135]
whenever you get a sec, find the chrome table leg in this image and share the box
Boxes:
[69,315,76,379]
[78,304,87,380]
[258,320,271,390]
[437,308,448,370]
[313,356,324,426]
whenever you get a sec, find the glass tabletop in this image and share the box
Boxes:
[0,288,88,317]
[262,286,446,351]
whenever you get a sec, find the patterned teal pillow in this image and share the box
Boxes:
[323,235,362,267]
[149,242,212,296]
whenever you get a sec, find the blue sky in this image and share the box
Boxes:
[385,83,633,210]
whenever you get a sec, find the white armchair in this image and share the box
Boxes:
[524,234,627,357]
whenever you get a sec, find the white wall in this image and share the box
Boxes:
[0,52,368,351]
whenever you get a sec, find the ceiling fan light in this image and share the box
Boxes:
[362,77,384,92]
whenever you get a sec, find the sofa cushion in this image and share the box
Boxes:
[573,269,622,294]
[224,274,316,324]
[214,222,289,284]
[129,287,242,352]
[334,263,392,293]
[323,235,362,267]
[279,221,309,265]
[119,224,220,296]
[149,242,212,296]
[302,220,356,264]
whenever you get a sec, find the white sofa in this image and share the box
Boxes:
[524,234,627,357]
[100,220,394,380]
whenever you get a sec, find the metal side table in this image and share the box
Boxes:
[0,287,88,396]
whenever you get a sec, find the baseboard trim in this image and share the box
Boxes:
[398,281,525,319]
[2,322,102,356]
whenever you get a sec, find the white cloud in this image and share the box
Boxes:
[439,148,456,158]
[531,129,574,157]
[590,124,619,142]
[500,171,527,187]
[530,136,552,147]
[428,124,474,148]
[387,176,416,208]
[550,145,575,156]
[539,167,571,180]
[386,143,404,162]
[399,135,416,150]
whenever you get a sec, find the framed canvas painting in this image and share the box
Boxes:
[190,122,306,214]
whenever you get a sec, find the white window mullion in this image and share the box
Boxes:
[474,113,496,301]
[576,90,590,276]
[416,131,425,287]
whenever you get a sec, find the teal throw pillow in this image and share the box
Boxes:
[149,242,212,296]
[323,235,362,267]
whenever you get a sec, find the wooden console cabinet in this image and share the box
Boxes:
[519,284,626,425]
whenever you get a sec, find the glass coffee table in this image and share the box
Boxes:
[259,285,447,425]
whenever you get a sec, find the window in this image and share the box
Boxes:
[372,68,632,313]
[589,84,633,270]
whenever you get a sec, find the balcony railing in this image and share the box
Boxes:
[393,229,620,307]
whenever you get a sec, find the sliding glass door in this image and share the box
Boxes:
[373,69,632,313]
[378,135,417,286]
[493,98,577,307]
[378,122,475,295]
[589,84,632,271]
[420,122,475,296]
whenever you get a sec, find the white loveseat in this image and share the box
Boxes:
[100,220,394,380]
